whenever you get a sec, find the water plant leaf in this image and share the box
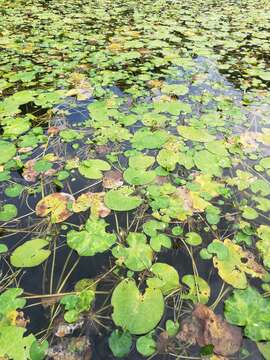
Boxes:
[123,167,156,185]
[179,304,242,356]
[111,279,164,335]
[131,128,169,150]
[177,126,215,143]
[112,232,153,271]
[166,320,180,337]
[150,233,172,252]
[102,170,123,188]
[182,275,210,304]
[108,330,132,358]
[0,204,18,222]
[10,239,51,268]
[78,159,111,179]
[67,217,116,256]
[0,326,36,360]
[4,184,24,198]
[104,186,143,211]
[60,289,95,323]
[72,192,110,218]
[256,225,270,268]
[0,140,16,165]
[0,288,26,320]
[185,232,202,246]
[136,332,156,356]
[35,193,75,223]
[225,287,270,341]
[209,239,266,288]
[147,263,180,295]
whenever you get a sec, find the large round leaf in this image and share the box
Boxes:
[10,239,51,268]
[111,279,164,334]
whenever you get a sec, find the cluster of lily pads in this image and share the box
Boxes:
[1,0,270,359]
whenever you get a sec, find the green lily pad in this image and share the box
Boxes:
[67,217,116,256]
[147,263,180,295]
[79,159,111,179]
[0,204,18,222]
[185,232,202,246]
[131,128,169,150]
[225,287,270,341]
[109,330,132,358]
[136,332,156,356]
[0,140,16,165]
[123,167,156,185]
[104,186,143,211]
[112,232,153,271]
[111,279,164,334]
[182,275,210,304]
[10,239,51,268]
[4,184,24,198]
[177,126,215,142]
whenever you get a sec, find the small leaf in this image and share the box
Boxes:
[108,330,132,358]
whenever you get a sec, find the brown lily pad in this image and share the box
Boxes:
[177,304,242,357]
[102,170,123,189]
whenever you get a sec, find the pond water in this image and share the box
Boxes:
[1,1,270,359]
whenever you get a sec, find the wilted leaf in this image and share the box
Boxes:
[35,193,75,223]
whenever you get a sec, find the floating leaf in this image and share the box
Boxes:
[185,232,202,246]
[179,304,242,356]
[104,186,143,211]
[78,159,111,179]
[136,332,156,356]
[35,193,75,223]
[177,126,215,142]
[147,263,180,295]
[0,140,16,165]
[11,239,51,268]
[209,239,265,288]
[0,204,17,222]
[67,217,116,256]
[0,326,35,360]
[112,232,153,271]
[111,279,164,335]
[102,170,123,189]
[131,128,169,150]
[225,287,270,341]
[109,330,132,358]
[256,225,270,268]
[182,275,210,304]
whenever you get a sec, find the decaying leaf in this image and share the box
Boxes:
[47,336,91,360]
[35,193,75,223]
[102,170,123,189]
[22,159,57,182]
[211,239,266,288]
[178,304,242,356]
[72,192,110,217]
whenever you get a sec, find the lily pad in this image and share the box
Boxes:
[78,159,111,179]
[0,140,16,165]
[147,263,180,295]
[67,217,116,256]
[104,186,143,211]
[112,232,153,271]
[10,239,51,268]
[35,193,75,223]
[111,279,164,334]
[0,204,18,222]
